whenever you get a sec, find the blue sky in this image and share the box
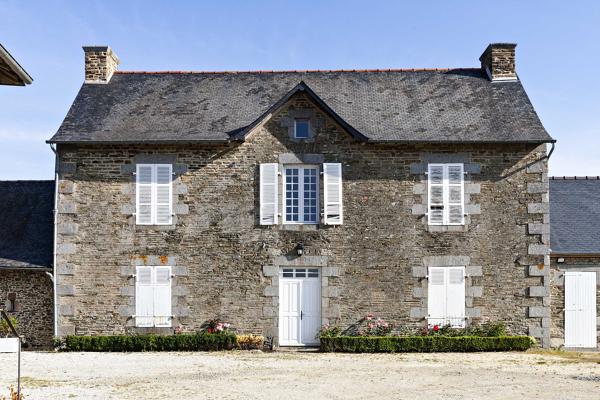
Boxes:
[1,0,599,179]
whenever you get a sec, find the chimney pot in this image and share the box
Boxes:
[83,46,120,84]
[479,43,517,81]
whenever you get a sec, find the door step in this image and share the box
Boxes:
[277,346,320,352]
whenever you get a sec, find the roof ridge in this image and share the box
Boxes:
[114,67,481,75]
[550,176,600,180]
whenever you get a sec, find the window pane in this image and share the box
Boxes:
[303,168,318,222]
[295,120,310,138]
[285,168,299,222]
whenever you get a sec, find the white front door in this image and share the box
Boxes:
[279,268,321,346]
[565,271,597,348]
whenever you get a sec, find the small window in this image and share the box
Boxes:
[6,292,16,312]
[294,119,310,139]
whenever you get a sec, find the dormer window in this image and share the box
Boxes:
[294,119,310,139]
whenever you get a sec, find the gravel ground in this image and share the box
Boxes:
[0,351,599,399]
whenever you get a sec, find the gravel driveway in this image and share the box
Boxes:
[1,350,599,399]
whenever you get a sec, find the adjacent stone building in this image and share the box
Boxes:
[0,181,54,348]
[41,43,560,348]
[550,177,600,349]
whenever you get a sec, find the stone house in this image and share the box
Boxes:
[39,42,560,348]
[550,177,600,349]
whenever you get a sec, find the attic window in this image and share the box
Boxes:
[294,119,310,139]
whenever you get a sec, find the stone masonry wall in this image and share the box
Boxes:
[0,270,54,348]
[550,256,600,349]
[55,93,550,345]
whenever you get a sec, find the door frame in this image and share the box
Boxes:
[278,267,322,347]
[564,271,597,348]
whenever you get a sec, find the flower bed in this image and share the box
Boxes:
[63,331,237,352]
[320,335,535,353]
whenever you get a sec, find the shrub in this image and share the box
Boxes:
[63,332,237,352]
[0,317,18,338]
[317,325,342,338]
[236,334,264,350]
[356,313,393,336]
[320,335,535,353]
[422,322,507,337]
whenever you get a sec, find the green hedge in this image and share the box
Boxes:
[64,332,237,352]
[320,336,535,353]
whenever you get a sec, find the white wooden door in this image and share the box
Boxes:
[565,271,597,348]
[279,268,321,346]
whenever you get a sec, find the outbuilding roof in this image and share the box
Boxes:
[0,43,33,86]
[0,181,54,270]
[49,68,553,144]
[550,177,600,255]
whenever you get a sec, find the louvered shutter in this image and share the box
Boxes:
[446,164,464,225]
[135,266,154,327]
[323,163,343,225]
[259,163,279,225]
[446,267,466,327]
[136,165,153,225]
[428,165,444,225]
[427,267,446,327]
[153,266,172,327]
[155,165,173,225]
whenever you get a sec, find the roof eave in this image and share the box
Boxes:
[0,43,33,85]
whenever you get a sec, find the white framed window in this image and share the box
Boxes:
[294,119,310,139]
[136,164,173,225]
[284,166,319,224]
[135,265,172,327]
[427,163,464,225]
[427,266,466,328]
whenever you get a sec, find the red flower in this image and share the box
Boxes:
[433,325,439,332]
[207,327,214,334]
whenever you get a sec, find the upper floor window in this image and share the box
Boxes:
[259,162,343,226]
[294,119,310,139]
[284,166,318,224]
[136,164,173,225]
[428,163,464,225]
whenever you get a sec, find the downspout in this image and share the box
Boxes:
[49,143,59,338]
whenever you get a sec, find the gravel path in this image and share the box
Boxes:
[0,351,599,399]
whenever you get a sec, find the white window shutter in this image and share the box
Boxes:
[155,165,173,225]
[428,164,444,225]
[446,267,466,327]
[427,267,446,327]
[259,163,279,225]
[136,165,153,225]
[323,163,343,225]
[446,164,464,225]
[153,266,172,327]
[135,266,154,327]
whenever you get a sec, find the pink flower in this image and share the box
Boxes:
[366,313,373,321]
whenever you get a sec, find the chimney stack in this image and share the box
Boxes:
[479,43,517,81]
[83,46,119,84]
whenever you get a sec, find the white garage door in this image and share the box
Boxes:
[279,268,321,346]
[565,271,597,348]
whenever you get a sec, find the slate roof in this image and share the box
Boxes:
[49,68,553,144]
[0,181,54,269]
[550,177,600,254]
[0,43,33,86]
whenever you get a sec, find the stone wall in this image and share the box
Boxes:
[55,92,550,345]
[0,270,54,348]
[550,256,600,349]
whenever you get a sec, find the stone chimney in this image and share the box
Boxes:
[479,43,517,81]
[83,46,120,83]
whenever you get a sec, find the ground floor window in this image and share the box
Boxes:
[135,266,172,327]
[427,266,465,328]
